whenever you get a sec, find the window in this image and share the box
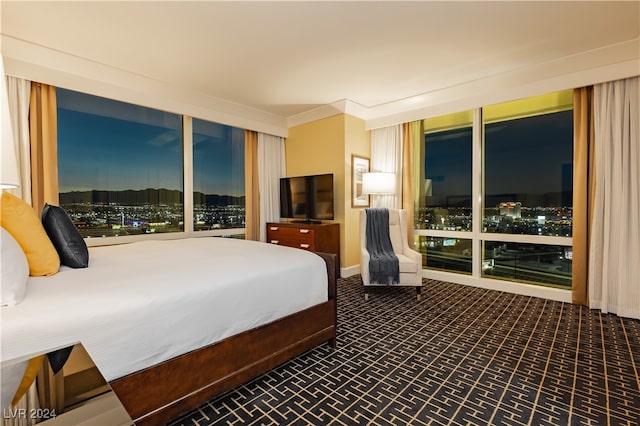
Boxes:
[417,236,472,274]
[415,111,474,276]
[192,118,245,231]
[419,111,473,231]
[481,241,572,288]
[481,92,573,289]
[57,89,183,238]
[57,89,247,240]
[416,91,573,290]
[483,92,573,237]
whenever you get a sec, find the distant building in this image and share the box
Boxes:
[499,202,521,218]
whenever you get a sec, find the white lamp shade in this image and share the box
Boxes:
[1,56,19,189]
[362,172,396,195]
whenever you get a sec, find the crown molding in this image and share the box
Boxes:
[1,35,289,137]
[4,34,638,135]
[365,38,640,130]
[286,38,639,131]
[286,99,370,128]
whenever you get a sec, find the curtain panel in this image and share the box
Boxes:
[370,125,403,209]
[589,76,640,319]
[572,87,595,306]
[402,121,420,243]
[257,133,285,242]
[29,83,58,215]
[2,76,38,426]
[6,77,31,203]
[244,130,260,241]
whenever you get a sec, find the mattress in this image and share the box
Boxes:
[0,237,328,382]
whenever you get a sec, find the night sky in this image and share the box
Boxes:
[57,88,571,203]
[425,110,573,207]
[57,89,245,196]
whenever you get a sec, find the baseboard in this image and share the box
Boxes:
[340,264,361,278]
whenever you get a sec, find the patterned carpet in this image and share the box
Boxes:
[170,276,640,425]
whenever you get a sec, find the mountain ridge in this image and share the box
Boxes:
[59,189,245,206]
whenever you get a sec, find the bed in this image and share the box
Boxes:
[1,237,337,425]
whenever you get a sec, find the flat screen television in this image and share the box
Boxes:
[280,173,334,223]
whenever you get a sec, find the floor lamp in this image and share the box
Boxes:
[362,172,396,208]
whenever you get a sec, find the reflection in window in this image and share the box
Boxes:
[483,91,573,236]
[482,241,572,289]
[57,88,183,238]
[192,119,245,231]
[417,236,472,274]
[418,111,473,231]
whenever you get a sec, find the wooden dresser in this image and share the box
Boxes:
[266,222,340,276]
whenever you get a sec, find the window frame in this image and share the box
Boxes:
[415,98,573,297]
[56,92,246,247]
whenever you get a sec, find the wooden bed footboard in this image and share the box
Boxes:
[110,252,337,426]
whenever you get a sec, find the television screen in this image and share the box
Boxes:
[280,174,334,222]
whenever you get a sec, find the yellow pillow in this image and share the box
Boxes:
[0,192,59,276]
[11,355,45,407]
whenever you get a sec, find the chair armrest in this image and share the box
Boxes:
[361,247,370,262]
[404,246,422,263]
[360,248,371,283]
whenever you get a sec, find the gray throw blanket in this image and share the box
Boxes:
[365,208,399,284]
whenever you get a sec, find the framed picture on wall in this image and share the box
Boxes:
[351,155,370,207]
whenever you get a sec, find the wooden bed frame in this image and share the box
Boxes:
[109,252,337,426]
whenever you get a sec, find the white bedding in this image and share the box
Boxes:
[0,237,328,382]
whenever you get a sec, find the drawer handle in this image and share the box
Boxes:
[299,229,310,234]
[299,243,310,249]
[269,226,279,231]
[270,240,279,244]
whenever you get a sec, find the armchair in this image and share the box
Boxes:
[360,208,422,300]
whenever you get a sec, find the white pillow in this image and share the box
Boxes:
[1,227,29,306]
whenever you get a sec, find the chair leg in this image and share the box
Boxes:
[416,286,421,301]
[365,293,369,301]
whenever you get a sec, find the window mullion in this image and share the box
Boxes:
[183,116,193,235]
[472,108,483,278]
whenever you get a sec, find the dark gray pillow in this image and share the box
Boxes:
[41,203,89,268]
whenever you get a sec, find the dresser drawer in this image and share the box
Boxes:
[266,222,340,277]
[267,225,315,242]
[268,238,316,251]
[267,225,316,250]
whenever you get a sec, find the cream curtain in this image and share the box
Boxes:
[5,77,31,203]
[370,125,403,209]
[257,132,285,242]
[29,83,58,215]
[244,130,260,241]
[2,77,45,426]
[1,387,39,426]
[2,76,39,426]
[589,76,640,319]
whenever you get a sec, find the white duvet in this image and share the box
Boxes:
[0,237,328,382]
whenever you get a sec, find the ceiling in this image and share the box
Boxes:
[2,1,639,120]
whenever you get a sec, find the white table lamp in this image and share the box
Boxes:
[362,172,396,207]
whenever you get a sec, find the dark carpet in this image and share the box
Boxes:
[169,276,640,425]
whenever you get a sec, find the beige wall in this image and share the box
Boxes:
[343,114,370,270]
[285,113,369,274]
